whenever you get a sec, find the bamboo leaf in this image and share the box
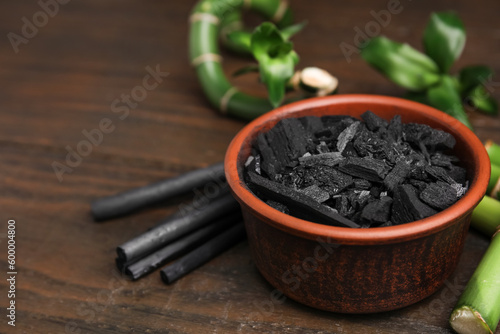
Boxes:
[459,65,494,94]
[251,22,284,61]
[259,55,297,107]
[426,75,473,129]
[250,23,299,107]
[423,12,466,73]
[361,36,440,91]
[280,21,307,41]
[467,85,498,115]
[227,31,252,53]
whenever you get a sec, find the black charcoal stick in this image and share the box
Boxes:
[91,162,225,221]
[160,222,246,284]
[116,191,240,263]
[124,211,242,280]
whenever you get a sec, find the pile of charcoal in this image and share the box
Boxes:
[244,111,468,228]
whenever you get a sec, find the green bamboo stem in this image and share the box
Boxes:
[450,227,500,334]
[485,140,500,167]
[471,196,500,237]
[487,163,500,200]
[189,0,293,120]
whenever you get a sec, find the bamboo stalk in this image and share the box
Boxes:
[450,226,500,334]
[189,0,293,120]
[485,140,500,167]
[471,196,500,237]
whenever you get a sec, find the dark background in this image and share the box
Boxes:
[0,0,499,333]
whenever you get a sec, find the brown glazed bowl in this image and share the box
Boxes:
[225,94,490,314]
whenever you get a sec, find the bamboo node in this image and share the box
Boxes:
[189,13,220,25]
[220,87,239,114]
[191,53,223,67]
[272,0,289,22]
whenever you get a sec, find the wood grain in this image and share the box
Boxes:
[0,0,499,333]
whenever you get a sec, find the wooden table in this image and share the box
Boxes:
[1,0,499,333]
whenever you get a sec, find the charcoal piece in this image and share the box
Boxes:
[280,118,315,155]
[247,172,360,228]
[447,165,467,184]
[314,128,333,140]
[369,186,381,198]
[339,156,390,182]
[387,115,403,142]
[337,121,360,153]
[266,200,289,214]
[265,124,293,168]
[299,184,330,203]
[346,189,372,211]
[403,123,456,149]
[419,181,459,210]
[341,142,359,158]
[430,152,459,168]
[384,158,412,191]
[255,133,280,178]
[423,128,456,149]
[425,165,457,185]
[299,116,324,134]
[302,165,353,195]
[451,182,468,198]
[299,152,344,167]
[391,184,437,225]
[361,110,388,131]
[409,179,428,192]
[403,123,432,144]
[408,160,430,181]
[317,141,330,153]
[335,195,354,217]
[245,155,261,175]
[361,196,393,226]
[353,127,388,158]
[353,178,372,190]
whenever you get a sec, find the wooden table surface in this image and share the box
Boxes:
[1,0,499,333]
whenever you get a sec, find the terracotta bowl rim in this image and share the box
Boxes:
[225,94,490,245]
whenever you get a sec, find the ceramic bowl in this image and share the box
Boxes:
[224,94,490,313]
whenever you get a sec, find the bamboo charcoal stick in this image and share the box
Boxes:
[117,191,240,263]
[91,162,225,221]
[160,222,246,284]
[124,211,242,280]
